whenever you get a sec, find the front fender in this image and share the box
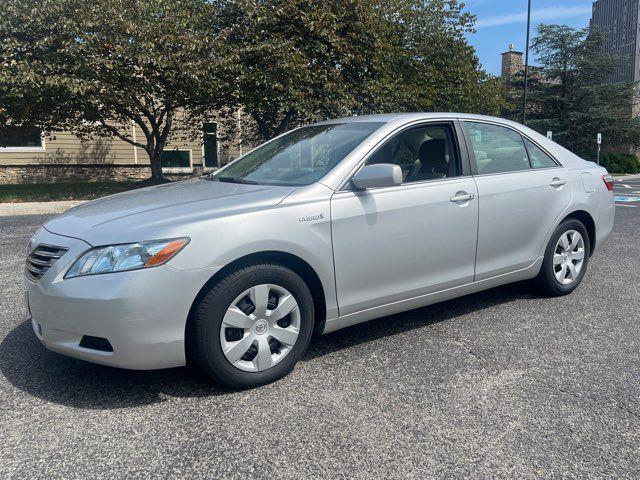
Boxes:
[169,194,338,321]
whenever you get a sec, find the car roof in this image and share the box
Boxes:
[314,112,514,125]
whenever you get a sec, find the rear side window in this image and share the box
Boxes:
[463,122,530,175]
[524,138,557,168]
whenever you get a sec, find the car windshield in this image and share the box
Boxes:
[211,122,384,186]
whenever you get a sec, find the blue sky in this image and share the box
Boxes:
[464,0,594,75]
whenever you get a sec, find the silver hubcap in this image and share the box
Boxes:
[220,284,300,372]
[553,230,585,285]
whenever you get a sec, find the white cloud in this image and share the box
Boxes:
[475,5,593,28]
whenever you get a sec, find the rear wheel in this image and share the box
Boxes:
[188,264,314,389]
[536,219,590,296]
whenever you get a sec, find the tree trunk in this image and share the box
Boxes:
[253,110,295,142]
[253,115,273,142]
[149,150,164,181]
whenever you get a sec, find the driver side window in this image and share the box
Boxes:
[366,123,460,183]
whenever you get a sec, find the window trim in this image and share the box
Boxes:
[161,148,193,173]
[0,130,46,153]
[338,119,471,192]
[460,119,562,177]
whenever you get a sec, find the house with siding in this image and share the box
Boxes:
[0,112,255,184]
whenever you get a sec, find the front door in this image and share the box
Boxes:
[203,122,218,168]
[461,120,572,280]
[331,122,479,316]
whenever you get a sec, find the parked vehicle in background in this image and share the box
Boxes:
[25,113,615,388]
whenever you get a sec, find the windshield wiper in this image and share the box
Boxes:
[214,176,260,185]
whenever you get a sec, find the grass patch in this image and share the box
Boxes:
[0,181,154,203]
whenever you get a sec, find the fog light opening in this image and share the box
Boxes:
[79,335,113,352]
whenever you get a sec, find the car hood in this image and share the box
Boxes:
[44,178,296,245]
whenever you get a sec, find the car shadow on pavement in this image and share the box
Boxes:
[0,282,539,410]
[305,281,538,361]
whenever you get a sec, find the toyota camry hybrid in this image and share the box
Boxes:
[25,113,615,388]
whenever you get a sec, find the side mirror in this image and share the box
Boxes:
[351,164,402,190]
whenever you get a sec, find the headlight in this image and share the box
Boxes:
[65,238,189,278]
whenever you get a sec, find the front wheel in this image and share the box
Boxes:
[188,264,315,389]
[536,219,590,296]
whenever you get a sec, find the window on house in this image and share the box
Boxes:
[161,150,191,170]
[0,126,43,149]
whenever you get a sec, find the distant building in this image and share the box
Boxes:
[500,44,543,83]
[590,0,640,85]
[0,112,257,184]
[501,44,524,82]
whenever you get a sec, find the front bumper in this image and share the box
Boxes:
[25,227,219,370]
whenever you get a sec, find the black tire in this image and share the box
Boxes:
[188,264,314,389]
[536,218,591,296]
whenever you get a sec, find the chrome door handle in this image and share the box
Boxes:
[450,192,476,203]
[549,178,567,187]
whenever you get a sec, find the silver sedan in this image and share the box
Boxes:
[25,113,615,388]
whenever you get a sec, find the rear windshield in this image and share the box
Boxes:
[212,122,384,186]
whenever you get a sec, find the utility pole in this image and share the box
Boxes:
[522,0,532,125]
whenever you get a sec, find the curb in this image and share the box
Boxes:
[0,200,86,216]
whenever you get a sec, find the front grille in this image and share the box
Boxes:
[25,244,68,282]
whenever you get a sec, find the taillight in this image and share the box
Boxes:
[602,174,614,191]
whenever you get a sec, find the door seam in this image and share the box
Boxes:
[328,192,341,318]
[471,175,480,282]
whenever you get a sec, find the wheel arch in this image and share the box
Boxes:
[185,251,328,351]
[561,210,596,255]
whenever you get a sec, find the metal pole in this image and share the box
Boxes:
[522,0,532,124]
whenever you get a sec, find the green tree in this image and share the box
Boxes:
[221,0,382,141]
[369,0,505,116]
[2,0,505,164]
[518,24,640,154]
[224,0,505,142]
[0,0,233,180]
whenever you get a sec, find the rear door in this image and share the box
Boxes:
[461,120,571,280]
[331,121,479,316]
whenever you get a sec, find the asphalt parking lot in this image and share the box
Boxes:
[614,176,640,208]
[1,205,639,479]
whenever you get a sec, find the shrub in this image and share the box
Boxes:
[580,151,640,174]
[599,152,640,174]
